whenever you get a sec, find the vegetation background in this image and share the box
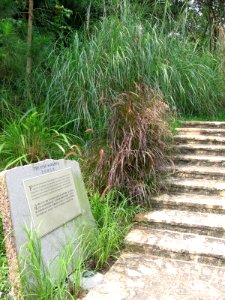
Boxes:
[0,0,224,298]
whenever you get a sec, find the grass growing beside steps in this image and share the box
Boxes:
[0,191,139,299]
[180,114,225,122]
[89,191,139,270]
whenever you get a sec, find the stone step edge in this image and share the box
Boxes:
[174,144,225,150]
[164,169,225,180]
[175,127,225,132]
[176,128,225,133]
[164,166,225,176]
[135,209,225,237]
[174,135,225,142]
[181,121,225,126]
[125,226,225,265]
[163,178,225,192]
[151,193,225,213]
[172,154,225,163]
[163,184,225,196]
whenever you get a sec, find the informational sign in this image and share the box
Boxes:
[24,168,81,237]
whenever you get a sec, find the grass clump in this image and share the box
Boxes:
[0,109,79,170]
[89,191,139,270]
[87,83,172,205]
[20,229,86,300]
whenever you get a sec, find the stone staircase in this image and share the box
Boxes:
[126,121,225,266]
[84,121,225,300]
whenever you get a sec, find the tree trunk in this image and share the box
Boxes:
[26,0,33,82]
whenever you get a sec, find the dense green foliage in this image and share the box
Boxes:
[0,0,224,126]
[0,0,224,171]
[89,191,139,269]
[39,14,223,127]
[0,0,224,297]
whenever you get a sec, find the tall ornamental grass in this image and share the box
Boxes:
[32,8,224,134]
[90,83,172,205]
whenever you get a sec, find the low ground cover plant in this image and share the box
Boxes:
[89,191,138,270]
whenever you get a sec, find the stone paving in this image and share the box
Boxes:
[83,121,225,300]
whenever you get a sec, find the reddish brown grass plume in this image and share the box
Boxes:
[90,83,172,205]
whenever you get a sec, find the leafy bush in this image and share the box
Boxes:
[0,110,75,170]
[1,1,224,134]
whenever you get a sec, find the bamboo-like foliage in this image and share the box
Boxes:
[32,7,224,134]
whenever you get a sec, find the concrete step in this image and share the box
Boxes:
[173,154,225,167]
[126,227,225,266]
[181,121,225,129]
[151,193,225,213]
[166,165,225,180]
[175,144,225,156]
[137,209,225,237]
[164,177,225,195]
[174,134,225,145]
[176,128,225,137]
[84,252,225,300]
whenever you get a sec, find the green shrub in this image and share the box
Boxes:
[1,1,224,133]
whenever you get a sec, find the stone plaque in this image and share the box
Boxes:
[0,159,95,295]
[23,168,81,237]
